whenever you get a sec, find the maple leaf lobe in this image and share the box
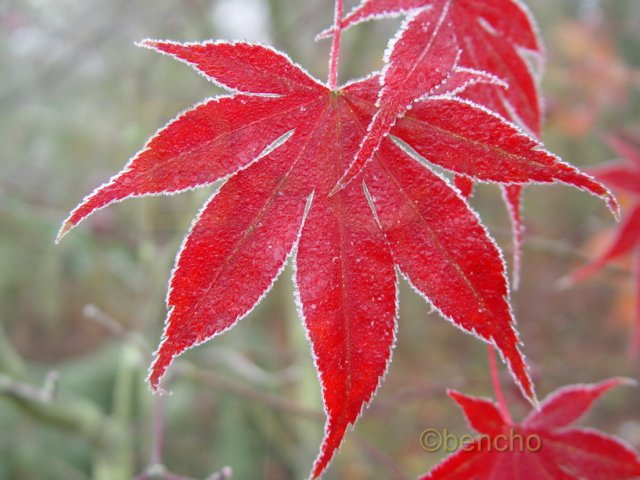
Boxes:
[139,39,323,95]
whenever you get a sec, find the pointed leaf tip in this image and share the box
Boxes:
[447,389,509,435]
[609,193,622,221]
[315,26,334,42]
[555,274,574,291]
[134,39,321,95]
[135,38,163,51]
[148,347,173,392]
[55,221,73,244]
[489,336,536,407]
[617,376,639,388]
[328,180,345,197]
[135,38,151,47]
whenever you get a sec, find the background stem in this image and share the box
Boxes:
[487,345,513,425]
[328,0,344,89]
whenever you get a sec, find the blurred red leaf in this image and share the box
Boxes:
[421,378,640,480]
[571,131,640,355]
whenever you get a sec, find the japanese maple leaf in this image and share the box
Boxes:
[569,132,640,355]
[421,378,640,479]
[322,0,545,288]
[57,41,614,478]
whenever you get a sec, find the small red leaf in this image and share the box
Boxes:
[422,380,640,480]
[571,203,640,283]
[569,132,640,355]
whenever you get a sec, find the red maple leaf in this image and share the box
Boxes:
[421,378,640,479]
[57,39,615,478]
[569,131,640,355]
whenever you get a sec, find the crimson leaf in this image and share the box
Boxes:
[569,131,640,355]
[58,40,614,478]
[421,378,640,480]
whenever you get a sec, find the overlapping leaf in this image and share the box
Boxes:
[421,378,640,480]
[324,0,545,286]
[328,0,543,187]
[58,40,615,478]
[570,132,640,355]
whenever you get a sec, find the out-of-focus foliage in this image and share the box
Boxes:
[0,1,639,479]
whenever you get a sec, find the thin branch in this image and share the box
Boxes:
[0,372,117,446]
[83,304,150,352]
[177,363,324,421]
[83,305,321,420]
[353,433,411,480]
[490,226,632,277]
[328,0,344,89]
[0,321,26,378]
[135,464,232,480]
[487,345,513,425]
[150,395,165,466]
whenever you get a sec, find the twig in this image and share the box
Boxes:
[0,373,118,447]
[82,305,321,420]
[0,320,26,378]
[206,467,233,480]
[83,304,150,353]
[328,0,345,89]
[150,395,165,466]
[135,463,232,480]
[490,227,631,277]
[487,345,513,425]
[353,433,411,480]
[178,363,324,421]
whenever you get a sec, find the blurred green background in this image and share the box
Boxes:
[1,1,639,479]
